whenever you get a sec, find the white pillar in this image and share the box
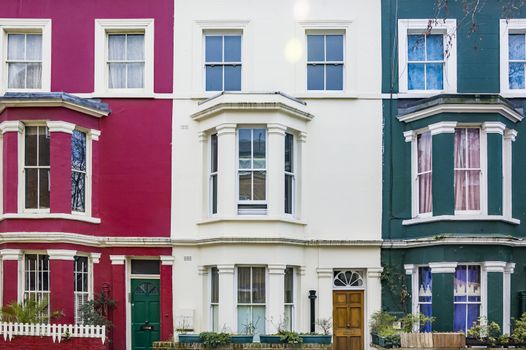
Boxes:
[316,268,333,328]
[267,124,287,217]
[367,267,384,347]
[198,266,209,332]
[218,264,236,332]
[503,129,516,218]
[267,264,286,333]
[296,266,306,332]
[216,124,237,217]
[503,263,515,334]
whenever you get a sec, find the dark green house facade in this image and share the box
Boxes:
[381,0,526,334]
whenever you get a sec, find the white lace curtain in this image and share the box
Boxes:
[417,132,432,214]
[454,128,481,211]
[7,33,42,89]
[108,34,144,89]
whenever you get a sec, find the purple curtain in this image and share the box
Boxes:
[454,265,481,332]
[418,267,432,332]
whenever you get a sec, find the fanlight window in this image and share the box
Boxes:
[134,282,158,296]
[333,270,364,289]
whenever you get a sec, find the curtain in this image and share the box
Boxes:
[7,34,42,89]
[417,132,432,213]
[455,129,480,211]
[418,267,432,332]
[108,34,144,89]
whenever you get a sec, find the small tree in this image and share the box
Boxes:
[1,299,62,324]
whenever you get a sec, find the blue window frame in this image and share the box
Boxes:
[205,34,241,91]
[418,267,432,332]
[307,34,344,91]
[407,34,444,90]
[509,33,526,89]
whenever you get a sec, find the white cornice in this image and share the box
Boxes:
[482,121,506,135]
[316,268,333,278]
[398,104,524,123]
[0,121,23,134]
[404,264,417,275]
[0,99,109,118]
[160,256,175,266]
[402,214,520,226]
[0,213,101,224]
[0,249,22,260]
[217,264,235,274]
[505,262,516,274]
[109,255,125,265]
[483,261,507,273]
[90,252,101,264]
[428,121,457,135]
[504,129,518,142]
[47,249,77,260]
[268,264,287,274]
[90,129,101,141]
[367,267,384,279]
[429,262,457,273]
[383,236,526,248]
[46,121,75,134]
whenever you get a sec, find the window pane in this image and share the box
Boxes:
[205,65,222,91]
[211,174,217,214]
[307,35,324,61]
[127,62,144,88]
[285,174,293,214]
[509,34,526,60]
[426,34,444,60]
[417,132,432,173]
[408,35,425,61]
[108,63,126,88]
[467,304,480,331]
[237,306,251,334]
[284,268,293,303]
[25,126,38,166]
[205,36,222,62]
[252,267,265,303]
[72,130,87,172]
[467,129,480,168]
[408,63,425,90]
[39,169,50,209]
[8,63,26,89]
[326,35,343,61]
[26,63,42,89]
[239,171,252,200]
[453,303,467,332]
[211,134,218,172]
[26,34,42,60]
[224,65,241,91]
[25,168,38,209]
[238,129,252,169]
[253,129,266,169]
[285,133,294,173]
[326,64,343,90]
[72,172,86,212]
[131,260,160,275]
[7,34,25,60]
[426,63,443,90]
[127,34,144,60]
[211,305,219,332]
[307,64,324,90]
[38,127,50,166]
[224,36,241,62]
[284,305,293,331]
[253,171,266,201]
[108,35,126,60]
[237,267,251,303]
[419,173,432,213]
[252,306,266,334]
[211,267,219,303]
[418,267,432,301]
[509,62,525,89]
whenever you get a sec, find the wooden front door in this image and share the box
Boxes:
[333,290,364,350]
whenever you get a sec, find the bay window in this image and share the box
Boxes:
[210,267,219,331]
[454,128,481,212]
[237,266,266,335]
[284,133,295,215]
[210,133,218,215]
[24,125,50,210]
[7,33,42,89]
[74,256,89,324]
[238,128,267,213]
[453,265,481,333]
[24,254,50,320]
[72,130,87,212]
[417,131,432,215]
[418,266,432,332]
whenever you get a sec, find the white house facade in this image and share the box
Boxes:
[170,1,383,349]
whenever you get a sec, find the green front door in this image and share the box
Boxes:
[132,279,161,350]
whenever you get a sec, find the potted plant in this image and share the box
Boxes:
[300,318,332,344]
[511,312,526,347]
[230,321,255,343]
[200,332,231,348]
[177,319,201,343]
[260,317,285,344]
[467,317,501,347]
[369,311,401,348]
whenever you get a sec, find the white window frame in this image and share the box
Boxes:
[94,19,154,97]
[284,132,296,217]
[283,267,295,331]
[454,264,482,334]
[209,266,219,331]
[500,19,526,96]
[414,130,433,218]
[209,133,218,216]
[23,253,50,320]
[416,266,432,325]
[398,19,457,95]
[74,255,91,325]
[305,30,345,92]
[71,128,94,217]
[235,265,267,335]
[0,19,51,95]
[236,127,268,215]
[203,30,243,92]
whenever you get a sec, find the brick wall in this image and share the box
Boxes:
[153,342,332,350]
[0,336,109,350]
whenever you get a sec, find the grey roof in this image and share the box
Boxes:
[1,92,110,115]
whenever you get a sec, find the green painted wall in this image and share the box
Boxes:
[432,273,454,331]
[432,133,454,216]
[487,272,503,329]
[487,134,503,215]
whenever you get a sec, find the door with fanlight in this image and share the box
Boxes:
[131,279,161,350]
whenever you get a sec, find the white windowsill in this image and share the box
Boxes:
[197,216,306,226]
[0,213,101,224]
[402,215,520,226]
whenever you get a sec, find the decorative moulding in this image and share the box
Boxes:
[47,249,77,260]
[90,252,102,264]
[429,262,458,274]
[0,249,22,260]
[160,256,175,266]
[46,121,75,134]
[0,120,24,134]
[109,255,126,265]
[483,261,507,273]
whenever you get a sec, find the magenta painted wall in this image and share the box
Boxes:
[0,99,172,237]
[2,0,174,93]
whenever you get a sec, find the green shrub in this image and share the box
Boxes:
[512,312,526,343]
[467,317,501,346]
[1,299,62,324]
[199,332,231,348]
[278,330,303,344]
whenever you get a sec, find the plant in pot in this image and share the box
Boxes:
[177,318,201,343]
[369,311,400,348]
[230,321,255,343]
[200,332,231,348]
[511,312,526,346]
[467,317,501,347]
[300,318,333,344]
[259,317,284,344]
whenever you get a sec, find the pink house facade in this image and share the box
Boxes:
[0,1,174,349]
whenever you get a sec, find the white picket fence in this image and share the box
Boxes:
[0,322,106,344]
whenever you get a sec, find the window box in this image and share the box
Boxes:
[177,334,202,343]
[299,335,332,344]
[259,335,282,344]
[230,335,253,343]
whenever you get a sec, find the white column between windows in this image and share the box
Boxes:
[267,124,287,217]
[404,264,419,316]
[267,264,286,333]
[217,264,235,332]
[503,129,517,219]
[367,267,384,345]
[216,124,237,217]
[503,263,515,334]
[316,268,333,326]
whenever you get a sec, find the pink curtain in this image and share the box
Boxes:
[418,132,432,214]
[454,129,480,211]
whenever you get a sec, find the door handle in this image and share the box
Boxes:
[347,324,351,328]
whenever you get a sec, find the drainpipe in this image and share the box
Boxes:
[308,290,317,333]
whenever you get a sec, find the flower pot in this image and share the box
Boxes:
[259,335,282,344]
[230,335,254,343]
[466,337,489,346]
[178,334,201,343]
[300,335,332,344]
[371,333,400,348]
